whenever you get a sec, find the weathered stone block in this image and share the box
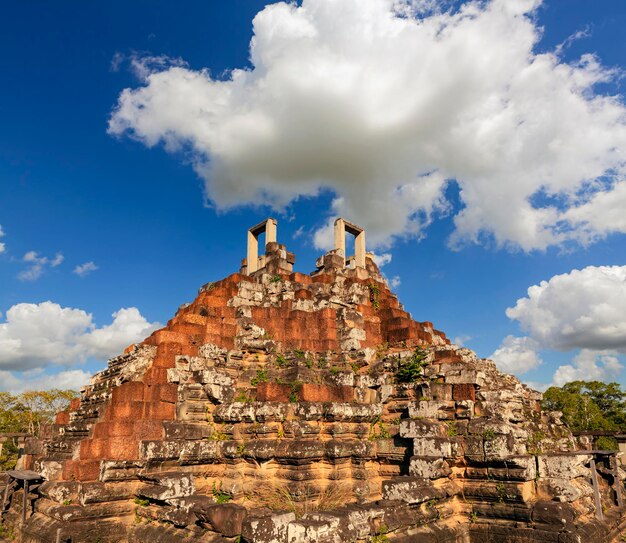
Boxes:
[413,437,459,458]
[382,477,447,504]
[453,383,476,401]
[409,400,455,420]
[537,454,591,479]
[196,503,247,537]
[409,456,452,479]
[400,419,446,438]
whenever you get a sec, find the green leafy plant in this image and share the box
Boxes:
[368,282,381,310]
[234,390,254,403]
[251,369,268,386]
[212,481,233,504]
[482,428,496,442]
[396,348,428,383]
[236,442,247,456]
[269,275,282,283]
[371,524,390,543]
[294,349,306,359]
[62,499,72,505]
[275,354,288,368]
[496,482,506,503]
[134,497,150,506]
[445,421,458,437]
[527,430,546,454]
[468,511,479,523]
[369,416,391,440]
[206,422,228,441]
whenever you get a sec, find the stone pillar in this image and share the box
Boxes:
[354,229,366,269]
[334,218,346,266]
[333,218,366,269]
[246,218,278,274]
[247,230,259,274]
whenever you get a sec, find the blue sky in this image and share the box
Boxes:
[1,0,625,392]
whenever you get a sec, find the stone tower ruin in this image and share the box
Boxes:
[2,219,626,543]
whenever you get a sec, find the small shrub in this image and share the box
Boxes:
[469,511,478,523]
[275,354,288,368]
[596,436,618,451]
[206,423,228,441]
[482,428,496,442]
[236,442,247,456]
[234,390,254,403]
[251,369,268,386]
[294,349,306,359]
[212,482,233,504]
[396,348,428,383]
[269,275,282,283]
[496,482,506,503]
[62,499,72,506]
[372,524,390,543]
[445,421,458,437]
[368,283,381,310]
[369,416,391,440]
[134,497,150,506]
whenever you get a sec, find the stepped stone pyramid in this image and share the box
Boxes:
[2,218,626,543]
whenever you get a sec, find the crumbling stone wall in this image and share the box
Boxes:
[3,241,626,543]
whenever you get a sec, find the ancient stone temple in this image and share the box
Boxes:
[2,218,626,542]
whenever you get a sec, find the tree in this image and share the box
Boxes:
[0,389,79,470]
[542,380,626,451]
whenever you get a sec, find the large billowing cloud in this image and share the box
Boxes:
[492,265,626,385]
[490,335,542,375]
[0,302,161,372]
[506,266,626,352]
[109,0,626,250]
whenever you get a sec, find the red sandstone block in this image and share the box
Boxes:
[107,437,139,460]
[134,420,164,440]
[145,384,178,404]
[69,398,81,411]
[298,384,354,403]
[76,460,102,481]
[144,401,176,420]
[312,274,334,284]
[256,382,292,402]
[92,421,135,439]
[106,400,145,420]
[112,381,146,402]
[180,313,209,325]
[453,384,476,401]
[294,289,313,300]
[55,411,70,425]
[62,460,77,481]
[124,343,136,354]
[143,367,170,386]
[289,272,312,285]
[152,330,191,345]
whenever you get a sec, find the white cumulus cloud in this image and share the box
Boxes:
[490,335,542,375]
[73,261,98,277]
[552,349,623,387]
[506,266,626,352]
[109,0,626,251]
[0,225,5,254]
[0,302,161,372]
[18,251,64,281]
[0,369,92,393]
